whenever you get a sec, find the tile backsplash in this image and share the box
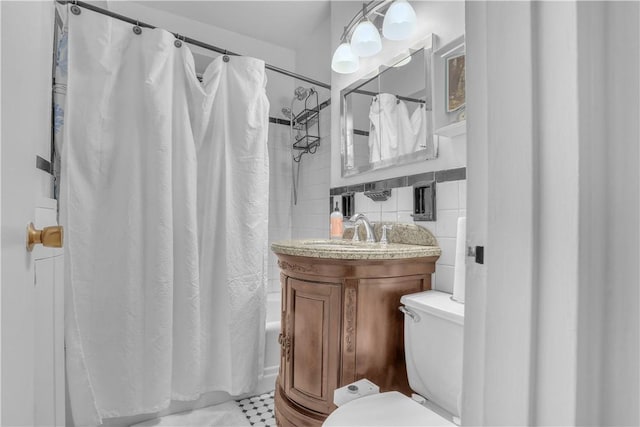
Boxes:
[350,179,466,294]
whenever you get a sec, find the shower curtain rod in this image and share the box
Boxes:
[57,0,331,90]
[343,86,426,104]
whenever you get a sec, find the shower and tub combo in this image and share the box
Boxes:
[55,3,301,425]
[260,293,282,393]
[260,85,323,392]
[45,0,335,422]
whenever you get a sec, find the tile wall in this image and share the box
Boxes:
[291,107,331,240]
[267,123,293,294]
[352,179,466,294]
[268,106,332,294]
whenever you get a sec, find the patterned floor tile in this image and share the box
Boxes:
[237,390,275,426]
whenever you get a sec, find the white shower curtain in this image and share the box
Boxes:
[60,6,268,426]
[196,56,269,395]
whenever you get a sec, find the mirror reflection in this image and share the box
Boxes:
[341,42,434,177]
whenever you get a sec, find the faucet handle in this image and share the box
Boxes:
[381,225,393,245]
[352,224,361,242]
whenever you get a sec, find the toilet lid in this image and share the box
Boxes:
[323,392,455,426]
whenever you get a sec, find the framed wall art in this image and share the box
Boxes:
[446,53,465,112]
[433,35,466,136]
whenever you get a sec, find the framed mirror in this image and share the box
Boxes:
[341,35,435,177]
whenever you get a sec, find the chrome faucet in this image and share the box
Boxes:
[349,213,376,243]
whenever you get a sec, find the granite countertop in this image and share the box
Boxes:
[271,223,441,260]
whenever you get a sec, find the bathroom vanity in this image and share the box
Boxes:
[271,225,440,427]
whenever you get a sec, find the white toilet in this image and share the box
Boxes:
[323,290,464,426]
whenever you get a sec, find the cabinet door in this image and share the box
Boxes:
[353,275,425,395]
[284,278,341,414]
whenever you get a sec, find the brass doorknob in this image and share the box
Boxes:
[26,223,63,252]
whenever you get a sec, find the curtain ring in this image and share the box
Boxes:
[132,21,142,35]
[70,3,81,15]
[223,55,230,63]
[174,34,182,48]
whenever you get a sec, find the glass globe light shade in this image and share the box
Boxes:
[331,42,359,74]
[383,0,417,41]
[351,20,382,57]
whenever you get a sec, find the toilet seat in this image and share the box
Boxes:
[323,391,455,426]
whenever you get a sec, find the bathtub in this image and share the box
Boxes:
[254,292,281,394]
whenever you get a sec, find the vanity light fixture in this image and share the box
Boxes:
[331,0,417,74]
[331,41,360,74]
[383,0,417,41]
[351,5,382,57]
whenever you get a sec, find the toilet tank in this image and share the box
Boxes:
[400,290,464,419]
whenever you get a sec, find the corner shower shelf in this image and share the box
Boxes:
[293,108,319,126]
[291,88,320,163]
[293,135,320,151]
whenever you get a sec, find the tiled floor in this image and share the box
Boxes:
[236,390,276,426]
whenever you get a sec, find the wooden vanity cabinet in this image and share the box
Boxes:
[274,253,438,427]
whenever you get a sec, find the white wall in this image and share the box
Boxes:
[330,1,466,188]
[294,13,331,85]
[267,124,292,293]
[290,108,331,240]
[291,15,332,240]
[352,180,466,293]
[326,0,466,297]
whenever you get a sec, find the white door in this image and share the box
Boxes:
[463,2,539,425]
[460,2,489,421]
[1,2,65,426]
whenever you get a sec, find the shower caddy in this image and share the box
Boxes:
[290,88,320,163]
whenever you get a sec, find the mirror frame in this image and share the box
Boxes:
[340,34,436,178]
